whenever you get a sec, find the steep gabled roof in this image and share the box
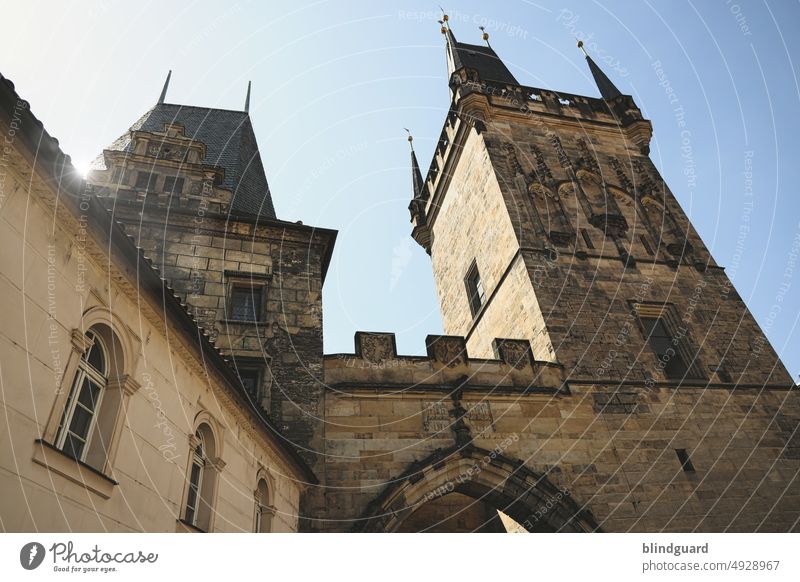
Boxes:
[93,102,276,218]
[444,29,518,86]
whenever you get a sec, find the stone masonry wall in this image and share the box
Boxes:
[319,333,800,532]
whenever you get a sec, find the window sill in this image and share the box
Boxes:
[220,319,267,327]
[176,519,206,533]
[32,439,117,499]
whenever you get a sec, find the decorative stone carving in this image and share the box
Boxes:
[356,332,396,364]
[575,138,601,174]
[608,156,634,192]
[425,335,467,368]
[549,135,572,170]
[529,144,554,186]
[493,338,534,370]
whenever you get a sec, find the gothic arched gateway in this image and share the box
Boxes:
[354,446,601,533]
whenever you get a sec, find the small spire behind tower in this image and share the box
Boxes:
[405,128,424,200]
[244,81,252,113]
[158,70,172,104]
[578,40,622,100]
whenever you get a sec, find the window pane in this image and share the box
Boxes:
[648,337,672,357]
[135,172,155,190]
[231,286,261,320]
[84,334,106,375]
[62,433,85,460]
[77,378,101,412]
[238,369,260,399]
[68,405,93,439]
[164,176,184,193]
[665,354,689,379]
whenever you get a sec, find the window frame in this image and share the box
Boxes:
[134,171,157,191]
[464,260,486,317]
[163,175,185,194]
[631,302,705,381]
[223,271,271,323]
[54,330,108,463]
[184,431,206,527]
[228,284,264,322]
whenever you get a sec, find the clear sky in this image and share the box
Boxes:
[2,0,798,379]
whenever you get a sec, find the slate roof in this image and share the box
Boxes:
[445,30,519,85]
[93,102,276,218]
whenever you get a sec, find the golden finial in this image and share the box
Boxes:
[439,20,447,35]
[480,26,489,44]
[577,39,588,57]
[404,128,414,151]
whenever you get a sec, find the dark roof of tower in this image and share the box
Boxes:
[445,29,518,85]
[585,54,622,100]
[93,102,276,218]
[411,147,424,199]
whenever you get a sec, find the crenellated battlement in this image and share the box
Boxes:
[323,332,567,394]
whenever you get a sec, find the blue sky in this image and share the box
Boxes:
[3,0,798,379]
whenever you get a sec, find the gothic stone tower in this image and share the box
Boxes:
[87,76,336,487]
[410,27,791,388]
[369,22,800,531]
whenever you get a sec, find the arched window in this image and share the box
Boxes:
[254,478,272,533]
[185,430,207,527]
[183,421,221,531]
[55,330,108,462]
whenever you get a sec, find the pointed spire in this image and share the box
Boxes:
[578,40,622,100]
[244,81,251,113]
[158,70,172,104]
[405,129,424,199]
[439,11,461,79]
[439,11,518,86]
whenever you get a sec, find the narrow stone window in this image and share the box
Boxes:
[255,478,274,533]
[639,234,654,256]
[675,448,695,472]
[465,261,486,317]
[639,316,690,379]
[185,431,206,527]
[581,228,594,249]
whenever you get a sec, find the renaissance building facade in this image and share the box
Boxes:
[0,19,797,532]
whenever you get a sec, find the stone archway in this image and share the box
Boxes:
[354,445,600,533]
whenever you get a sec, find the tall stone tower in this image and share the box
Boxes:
[87,74,336,475]
[410,24,791,389]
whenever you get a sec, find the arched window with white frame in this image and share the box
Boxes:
[55,329,108,462]
[254,477,274,533]
[182,420,222,532]
[185,430,206,527]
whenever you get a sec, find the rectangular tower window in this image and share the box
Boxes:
[229,284,264,321]
[237,368,261,401]
[135,171,157,191]
[675,448,696,472]
[581,228,594,249]
[639,316,689,379]
[163,176,185,194]
[465,262,486,317]
[639,234,654,256]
